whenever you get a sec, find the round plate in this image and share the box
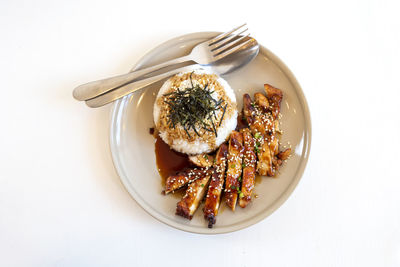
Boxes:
[110,32,311,234]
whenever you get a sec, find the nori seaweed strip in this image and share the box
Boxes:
[219,104,228,127]
[162,77,224,138]
[209,114,218,137]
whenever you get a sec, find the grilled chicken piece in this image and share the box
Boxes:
[263,84,283,156]
[254,92,269,112]
[224,131,244,211]
[164,168,211,194]
[277,148,291,160]
[243,94,264,134]
[244,94,273,176]
[270,134,279,156]
[273,148,292,170]
[256,139,274,176]
[259,84,286,174]
[270,120,280,155]
[264,83,283,119]
[254,91,286,176]
[254,93,274,133]
[243,93,256,127]
[176,172,212,220]
[265,85,283,159]
[189,154,214,168]
[239,128,257,208]
[203,144,228,228]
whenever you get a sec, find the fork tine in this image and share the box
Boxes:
[210,27,248,50]
[213,38,256,61]
[212,33,250,55]
[208,23,247,46]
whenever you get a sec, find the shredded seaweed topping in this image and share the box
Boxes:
[163,73,225,138]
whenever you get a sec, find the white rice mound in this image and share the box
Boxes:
[153,69,237,155]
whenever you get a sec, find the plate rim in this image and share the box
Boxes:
[109,31,312,234]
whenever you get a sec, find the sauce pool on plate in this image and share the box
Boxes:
[154,134,192,183]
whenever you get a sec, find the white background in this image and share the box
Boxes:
[1,0,399,266]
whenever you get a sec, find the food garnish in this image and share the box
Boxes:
[163,74,225,137]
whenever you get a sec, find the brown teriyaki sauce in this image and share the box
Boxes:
[153,132,192,183]
[236,111,248,131]
[152,130,193,198]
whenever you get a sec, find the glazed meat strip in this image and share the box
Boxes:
[176,172,212,220]
[264,83,283,120]
[257,93,279,156]
[254,92,278,176]
[239,128,257,208]
[224,131,244,211]
[188,153,214,168]
[203,143,228,228]
[242,93,255,125]
[254,93,274,132]
[277,148,291,160]
[243,94,273,176]
[263,84,290,173]
[263,84,283,155]
[243,94,264,134]
[164,168,211,194]
[270,120,280,156]
[254,92,269,112]
[273,148,292,170]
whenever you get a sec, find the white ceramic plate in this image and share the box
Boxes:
[110,32,311,234]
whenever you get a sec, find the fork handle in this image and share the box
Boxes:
[73,54,192,101]
[85,64,202,108]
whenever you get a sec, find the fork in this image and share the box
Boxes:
[84,35,258,108]
[73,23,252,101]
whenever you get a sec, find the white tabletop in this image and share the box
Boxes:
[1,0,399,266]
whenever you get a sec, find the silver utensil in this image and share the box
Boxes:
[73,24,252,101]
[85,36,259,108]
